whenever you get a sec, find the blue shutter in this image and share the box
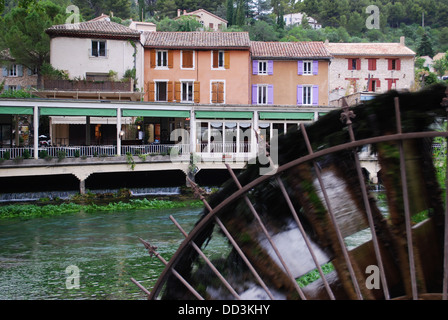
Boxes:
[268,60,273,75]
[252,60,258,75]
[312,85,319,105]
[2,67,7,77]
[17,65,23,77]
[297,85,303,105]
[298,60,303,75]
[267,84,274,105]
[252,84,258,104]
[313,60,318,75]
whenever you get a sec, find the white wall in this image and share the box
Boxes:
[50,37,144,90]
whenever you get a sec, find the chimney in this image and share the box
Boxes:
[184,10,187,15]
[177,9,181,17]
[400,36,405,46]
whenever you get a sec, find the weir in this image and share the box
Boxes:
[138,84,448,300]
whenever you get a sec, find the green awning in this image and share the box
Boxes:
[40,107,117,117]
[122,109,190,118]
[0,106,34,115]
[259,112,314,120]
[195,111,253,119]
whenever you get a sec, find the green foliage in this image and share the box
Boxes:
[156,15,202,31]
[0,89,37,98]
[40,62,69,80]
[0,198,203,220]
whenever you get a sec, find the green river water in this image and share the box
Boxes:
[0,207,207,300]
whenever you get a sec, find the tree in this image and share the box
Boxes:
[433,56,448,77]
[226,0,234,25]
[417,33,434,57]
[234,0,245,26]
[0,1,66,88]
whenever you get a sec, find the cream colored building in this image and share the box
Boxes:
[175,9,227,31]
[326,37,416,104]
[46,18,145,91]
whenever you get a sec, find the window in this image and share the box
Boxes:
[303,85,312,105]
[155,81,167,101]
[8,64,17,77]
[253,60,273,75]
[257,84,268,105]
[212,50,229,69]
[298,60,318,75]
[252,84,273,105]
[388,58,401,71]
[297,85,318,105]
[157,50,168,68]
[368,58,377,71]
[182,81,194,102]
[258,61,267,75]
[181,50,194,69]
[303,61,312,75]
[348,58,360,70]
[91,40,106,57]
[211,81,225,103]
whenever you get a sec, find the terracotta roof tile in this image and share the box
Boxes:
[46,20,141,40]
[144,32,250,49]
[250,41,332,59]
[326,42,415,57]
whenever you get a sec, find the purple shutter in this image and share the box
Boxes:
[312,85,319,105]
[252,84,258,104]
[298,60,303,75]
[252,60,258,75]
[313,60,318,75]
[297,85,303,105]
[268,84,274,104]
[268,60,274,75]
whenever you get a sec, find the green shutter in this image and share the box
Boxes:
[122,109,190,118]
[259,112,314,120]
[195,111,253,119]
[40,107,116,117]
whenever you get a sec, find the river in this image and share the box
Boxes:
[0,206,206,300]
[0,199,379,300]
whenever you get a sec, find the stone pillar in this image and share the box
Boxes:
[33,106,39,159]
[73,171,91,195]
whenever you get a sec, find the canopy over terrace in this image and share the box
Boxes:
[0,98,337,159]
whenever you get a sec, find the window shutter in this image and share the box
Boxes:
[267,85,274,105]
[182,50,193,68]
[312,60,318,75]
[297,85,303,105]
[212,51,219,68]
[211,82,218,103]
[312,85,319,105]
[298,60,303,75]
[167,81,174,101]
[396,59,401,71]
[2,66,7,77]
[168,51,173,69]
[224,51,230,69]
[348,59,352,70]
[147,81,155,101]
[376,79,381,90]
[4,85,8,91]
[17,65,23,77]
[356,59,361,70]
[252,84,257,104]
[268,60,274,75]
[252,60,258,75]
[194,81,200,103]
[150,50,156,69]
[218,82,224,103]
[17,85,21,90]
[388,59,392,70]
[174,81,181,101]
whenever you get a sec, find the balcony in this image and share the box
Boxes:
[35,79,143,101]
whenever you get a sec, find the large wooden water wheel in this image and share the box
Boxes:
[134,84,448,300]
